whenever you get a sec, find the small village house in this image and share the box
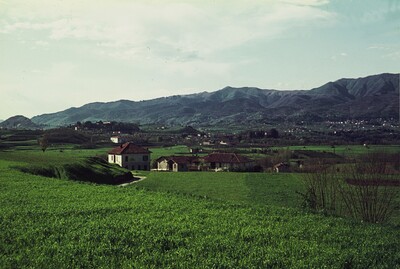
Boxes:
[156,156,201,172]
[108,142,151,171]
[110,134,131,144]
[203,152,254,172]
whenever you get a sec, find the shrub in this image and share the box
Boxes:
[300,164,339,215]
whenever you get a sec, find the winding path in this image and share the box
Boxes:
[118,176,147,187]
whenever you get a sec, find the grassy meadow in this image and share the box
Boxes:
[1,144,399,268]
[137,172,303,209]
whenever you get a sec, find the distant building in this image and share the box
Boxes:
[108,142,151,170]
[110,134,131,144]
[203,152,254,172]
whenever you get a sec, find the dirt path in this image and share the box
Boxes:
[118,176,146,187]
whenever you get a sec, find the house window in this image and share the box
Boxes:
[125,156,129,162]
[144,165,147,170]
[137,165,141,170]
[143,155,148,161]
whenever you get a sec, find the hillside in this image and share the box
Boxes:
[31,73,399,127]
[0,115,41,129]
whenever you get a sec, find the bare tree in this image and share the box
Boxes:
[338,152,399,223]
[300,152,399,223]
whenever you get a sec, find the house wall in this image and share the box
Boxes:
[173,163,178,172]
[157,160,170,171]
[110,137,120,143]
[115,155,123,166]
[109,153,150,170]
[107,154,122,166]
[156,160,190,172]
[108,154,115,164]
[123,153,150,170]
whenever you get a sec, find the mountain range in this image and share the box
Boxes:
[27,73,400,127]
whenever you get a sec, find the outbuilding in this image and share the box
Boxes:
[156,156,201,172]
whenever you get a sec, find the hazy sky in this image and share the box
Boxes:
[0,0,399,120]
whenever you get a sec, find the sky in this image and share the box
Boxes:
[0,0,399,120]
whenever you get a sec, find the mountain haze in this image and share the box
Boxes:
[31,73,399,127]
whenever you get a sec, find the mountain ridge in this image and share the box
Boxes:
[31,73,399,127]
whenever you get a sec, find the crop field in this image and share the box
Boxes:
[137,172,303,209]
[1,146,400,268]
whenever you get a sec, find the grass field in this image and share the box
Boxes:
[1,146,399,267]
[137,172,303,209]
[272,144,400,155]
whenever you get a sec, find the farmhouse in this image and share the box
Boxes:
[108,142,151,171]
[203,152,254,172]
[156,156,201,172]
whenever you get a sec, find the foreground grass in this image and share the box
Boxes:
[1,159,400,268]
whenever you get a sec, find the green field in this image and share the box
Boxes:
[1,146,400,268]
[137,172,303,209]
[272,144,400,155]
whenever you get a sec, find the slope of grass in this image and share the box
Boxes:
[0,146,109,165]
[1,159,399,268]
[15,157,134,185]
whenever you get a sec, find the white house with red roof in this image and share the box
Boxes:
[108,142,151,171]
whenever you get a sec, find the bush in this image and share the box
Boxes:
[300,164,339,215]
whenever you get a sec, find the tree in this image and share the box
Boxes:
[38,135,49,152]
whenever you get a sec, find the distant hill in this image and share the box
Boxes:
[0,115,41,129]
[31,73,399,127]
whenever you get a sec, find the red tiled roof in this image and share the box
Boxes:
[108,142,150,155]
[156,156,199,164]
[204,153,252,163]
